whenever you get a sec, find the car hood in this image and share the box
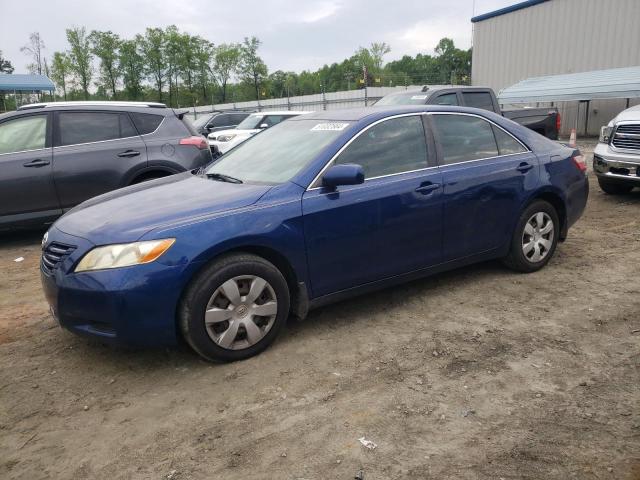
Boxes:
[613,105,640,125]
[54,172,273,245]
[208,129,259,141]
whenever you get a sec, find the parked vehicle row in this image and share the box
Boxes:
[0,102,212,230]
[376,85,561,140]
[594,104,640,194]
[40,105,589,362]
[191,110,252,136]
[207,111,311,157]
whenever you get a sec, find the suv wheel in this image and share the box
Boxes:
[503,200,559,273]
[597,178,634,195]
[179,253,290,362]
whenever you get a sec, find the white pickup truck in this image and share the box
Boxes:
[593,104,640,194]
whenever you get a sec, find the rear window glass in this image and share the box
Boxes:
[432,114,499,165]
[58,112,136,146]
[130,112,164,135]
[462,92,496,112]
[492,125,527,155]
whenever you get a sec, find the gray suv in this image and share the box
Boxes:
[0,101,212,229]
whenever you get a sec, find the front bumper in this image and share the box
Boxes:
[593,143,640,183]
[40,227,199,347]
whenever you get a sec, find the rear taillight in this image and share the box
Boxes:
[179,136,208,150]
[572,154,587,173]
[555,112,561,134]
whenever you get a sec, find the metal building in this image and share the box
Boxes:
[471,0,640,135]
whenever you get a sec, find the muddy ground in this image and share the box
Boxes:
[0,141,638,480]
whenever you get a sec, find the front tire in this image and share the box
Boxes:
[179,253,290,362]
[597,178,634,195]
[503,200,560,273]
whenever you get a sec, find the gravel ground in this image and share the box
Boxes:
[0,140,639,480]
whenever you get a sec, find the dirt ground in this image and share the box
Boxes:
[0,140,638,480]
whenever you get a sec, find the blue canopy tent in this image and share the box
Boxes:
[0,74,56,111]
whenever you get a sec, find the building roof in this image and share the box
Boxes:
[0,74,55,92]
[498,66,640,103]
[471,0,549,23]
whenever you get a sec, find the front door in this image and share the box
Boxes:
[0,113,61,226]
[52,110,148,210]
[302,114,444,297]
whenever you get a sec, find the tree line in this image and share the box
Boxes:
[3,28,471,109]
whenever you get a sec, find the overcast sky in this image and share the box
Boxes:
[2,0,515,74]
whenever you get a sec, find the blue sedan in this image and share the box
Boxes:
[40,106,589,362]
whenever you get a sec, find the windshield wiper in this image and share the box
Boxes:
[206,172,243,184]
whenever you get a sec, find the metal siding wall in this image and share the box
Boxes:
[472,0,640,134]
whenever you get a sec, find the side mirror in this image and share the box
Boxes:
[259,123,269,129]
[322,164,365,190]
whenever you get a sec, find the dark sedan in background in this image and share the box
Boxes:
[0,101,212,230]
[40,105,588,362]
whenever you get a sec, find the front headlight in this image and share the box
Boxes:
[75,239,175,272]
[217,134,237,142]
[599,125,613,143]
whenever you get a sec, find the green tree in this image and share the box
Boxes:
[140,27,167,102]
[89,30,121,99]
[239,36,267,100]
[193,37,215,104]
[0,51,14,74]
[369,42,391,72]
[51,52,71,100]
[213,43,241,103]
[66,27,93,100]
[119,38,145,100]
[21,32,46,75]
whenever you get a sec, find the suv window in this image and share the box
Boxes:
[336,115,428,179]
[230,113,249,122]
[493,125,527,155]
[129,112,164,135]
[263,115,287,127]
[462,92,496,112]
[58,112,137,146]
[0,115,47,154]
[433,93,458,106]
[432,114,499,165]
[210,114,230,127]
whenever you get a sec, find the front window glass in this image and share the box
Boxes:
[0,115,47,154]
[205,120,347,184]
[433,93,458,106]
[236,114,264,130]
[335,116,428,178]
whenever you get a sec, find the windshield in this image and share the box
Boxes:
[205,120,349,184]
[376,92,429,106]
[236,114,264,130]
[192,115,212,128]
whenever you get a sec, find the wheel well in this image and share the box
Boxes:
[531,192,567,240]
[130,170,173,184]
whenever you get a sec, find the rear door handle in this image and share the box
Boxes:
[117,150,140,158]
[516,162,534,173]
[23,159,50,168]
[415,183,441,195]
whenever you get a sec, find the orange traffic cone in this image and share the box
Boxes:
[569,128,577,147]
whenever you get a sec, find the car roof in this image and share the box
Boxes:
[288,105,495,122]
[249,110,313,116]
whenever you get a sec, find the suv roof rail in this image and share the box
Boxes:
[17,101,167,111]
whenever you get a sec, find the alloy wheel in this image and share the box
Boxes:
[522,212,554,263]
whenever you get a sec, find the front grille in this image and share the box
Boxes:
[41,242,76,275]
[612,123,640,151]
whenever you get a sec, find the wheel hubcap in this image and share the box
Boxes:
[522,212,554,263]
[204,275,278,350]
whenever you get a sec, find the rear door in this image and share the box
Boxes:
[302,114,443,297]
[430,112,537,261]
[52,110,148,210]
[0,112,61,225]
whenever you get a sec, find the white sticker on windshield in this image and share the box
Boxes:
[410,95,428,100]
[311,122,350,131]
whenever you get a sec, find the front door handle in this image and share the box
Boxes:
[516,162,534,173]
[415,183,441,195]
[23,159,50,168]
[117,150,140,158]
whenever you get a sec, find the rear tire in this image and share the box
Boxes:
[597,178,634,195]
[503,200,560,273]
[179,253,290,362]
